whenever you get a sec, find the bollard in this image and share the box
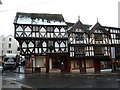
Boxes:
[70,67,72,74]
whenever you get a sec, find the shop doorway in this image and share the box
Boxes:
[52,56,67,72]
[46,53,70,73]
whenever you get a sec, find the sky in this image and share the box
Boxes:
[0,0,119,36]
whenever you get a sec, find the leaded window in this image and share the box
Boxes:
[116,34,120,39]
[116,47,120,57]
[33,26,38,31]
[47,27,53,33]
[75,34,83,41]
[36,41,41,47]
[94,34,103,41]
[48,41,54,52]
[75,46,85,54]
[94,47,104,55]
[48,41,54,46]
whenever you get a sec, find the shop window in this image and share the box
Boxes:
[85,60,93,68]
[100,61,111,69]
[116,61,120,69]
[71,61,79,69]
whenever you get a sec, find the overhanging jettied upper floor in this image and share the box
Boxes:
[14,12,68,39]
[68,20,120,46]
[14,12,69,55]
[68,19,120,58]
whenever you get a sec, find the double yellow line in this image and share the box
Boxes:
[11,80,37,90]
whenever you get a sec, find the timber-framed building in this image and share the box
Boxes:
[14,12,120,73]
[14,12,69,73]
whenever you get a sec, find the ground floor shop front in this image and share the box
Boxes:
[24,53,70,73]
[70,59,112,73]
[24,55,112,73]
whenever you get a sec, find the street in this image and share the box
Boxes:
[14,73,119,88]
[1,69,120,89]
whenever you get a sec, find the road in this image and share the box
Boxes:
[16,73,120,88]
[1,71,120,89]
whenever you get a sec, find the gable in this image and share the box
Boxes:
[90,22,109,35]
[68,20,90,34]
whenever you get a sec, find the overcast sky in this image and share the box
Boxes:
[0,0,119,36]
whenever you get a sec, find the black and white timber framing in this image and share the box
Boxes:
[14,12,120,73]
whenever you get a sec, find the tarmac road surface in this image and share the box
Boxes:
[2,72,120,89]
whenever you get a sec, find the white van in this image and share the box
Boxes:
[2,54,19,70]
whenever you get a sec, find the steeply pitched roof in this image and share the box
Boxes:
[89,22,109,35]
[66,22,75,26]
[14,12,66,25]
[67,20,91,34]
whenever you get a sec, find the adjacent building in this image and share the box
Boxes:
[0,35,5,63]
[68,20,114,72]
[3,35,18,55]
[0,35,19,64]
[14,12,120,73]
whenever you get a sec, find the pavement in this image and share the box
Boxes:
[2,65,120,75]
[13,66,120,75]
[13,70,120,76]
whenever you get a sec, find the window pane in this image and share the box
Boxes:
[75,47,85,54]
[95,34,103,40]
[8,44,11,48]
[9,38,12,41]
[76,34,83,40]
[86,60,93,67]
